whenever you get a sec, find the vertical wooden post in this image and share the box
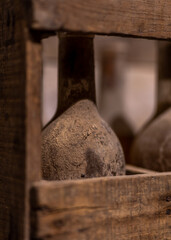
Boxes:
[0,1,42,239]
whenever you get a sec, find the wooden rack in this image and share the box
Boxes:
[0,0,171,239]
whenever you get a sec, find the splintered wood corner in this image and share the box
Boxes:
[31,172,171,240]
[30,0,171,40]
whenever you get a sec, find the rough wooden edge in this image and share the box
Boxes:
[31,173,171,239]
[25,35,42,239]
[0,1,42,239]
[28,0,171,40]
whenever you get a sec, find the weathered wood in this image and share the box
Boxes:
[31,173,171,240]
[0,0,42,239]
[29,0,171,40]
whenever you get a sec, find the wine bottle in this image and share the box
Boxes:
[42,34,125,180]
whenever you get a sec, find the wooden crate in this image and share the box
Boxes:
[0,0,171,239]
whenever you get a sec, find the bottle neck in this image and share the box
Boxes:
[157,42,171,115]
[56,33,96,117]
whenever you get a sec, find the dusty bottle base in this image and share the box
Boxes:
[42,99,125,180]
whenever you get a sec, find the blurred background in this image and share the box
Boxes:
[42,35,157,162]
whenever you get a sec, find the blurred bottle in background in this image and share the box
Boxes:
[95,37,134,162]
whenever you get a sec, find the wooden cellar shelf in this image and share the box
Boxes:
[31,170,171,240]
[29,0,171,40]
[0,0,170,240]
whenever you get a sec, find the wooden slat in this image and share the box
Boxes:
[0,0,42,239]
[29,0,171,40]
[31,173,171,240]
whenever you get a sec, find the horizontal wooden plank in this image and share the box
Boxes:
[31,173,171,239]
[29,0,171,40]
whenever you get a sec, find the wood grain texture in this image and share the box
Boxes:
[31,173,171,240]
[29,0,171,40]
[0,0,42,239]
